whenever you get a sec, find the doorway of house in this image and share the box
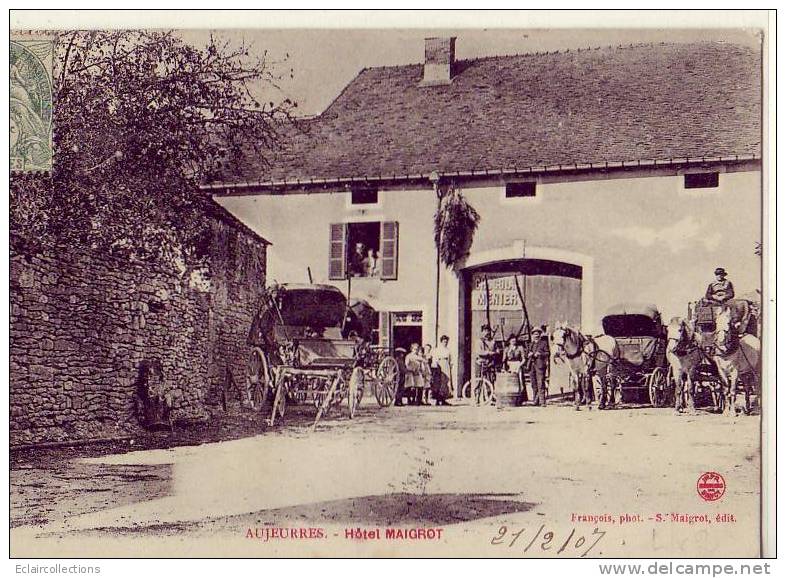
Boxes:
[460,258,583,395]
[390,311,423,351]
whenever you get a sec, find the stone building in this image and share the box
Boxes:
[209,37,762,392]
[10,193,269,447]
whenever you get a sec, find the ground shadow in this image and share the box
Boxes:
[205,492,535,526]
[247,492,536,526]
[69,492,536,536]
[11,462,172,529]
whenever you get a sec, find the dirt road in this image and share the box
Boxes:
[10,401,761,558]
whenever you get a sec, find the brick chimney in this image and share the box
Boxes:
[422,37,456,85]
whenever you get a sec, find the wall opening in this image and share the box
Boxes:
[458,258,583,392]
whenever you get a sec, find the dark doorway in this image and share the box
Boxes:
[393,325,423,352]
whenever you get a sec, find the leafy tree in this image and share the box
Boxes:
[10,30,296,263]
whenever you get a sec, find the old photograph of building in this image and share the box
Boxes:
[8,12,773,560]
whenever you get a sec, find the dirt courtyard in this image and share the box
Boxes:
[10,400,761,558]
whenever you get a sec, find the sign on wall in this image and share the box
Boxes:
[470,272,524,311]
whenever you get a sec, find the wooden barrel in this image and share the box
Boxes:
[496,371,521,408]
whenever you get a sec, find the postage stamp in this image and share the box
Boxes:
[10,34,54,172]
[7,10,774,563]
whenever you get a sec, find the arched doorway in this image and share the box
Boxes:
[456,244,593,396]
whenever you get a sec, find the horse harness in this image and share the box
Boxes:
[558,329,602,374]
[668,322,699,357]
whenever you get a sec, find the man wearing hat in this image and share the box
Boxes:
[528,326,551,406]
[705,268,735,305]
[473,324,496,391]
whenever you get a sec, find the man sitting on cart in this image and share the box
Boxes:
[696,267,747,335]
[704,267,735,305]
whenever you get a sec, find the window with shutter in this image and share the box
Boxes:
[379,221,399,280]
[328,223,348,280]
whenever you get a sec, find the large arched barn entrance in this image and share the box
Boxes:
[457,250,590,395]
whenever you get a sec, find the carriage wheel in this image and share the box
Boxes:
[374,356,399,407]
[348,367,363,419]
[246,348,270,410]
[648,367,666,408]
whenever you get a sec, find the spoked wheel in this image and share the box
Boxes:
[246,348,270,410]
[374,356,399,407]
[648,367,667,408]
[348,367,363,418]
[462,377,494,406]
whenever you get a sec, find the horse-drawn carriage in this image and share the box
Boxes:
[245,283,400,428]
[601,303,673,407]
[682,298,760,414]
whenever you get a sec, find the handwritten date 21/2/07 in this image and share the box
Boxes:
[491,524,606,557]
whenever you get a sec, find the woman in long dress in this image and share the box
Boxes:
[432,335,453,405]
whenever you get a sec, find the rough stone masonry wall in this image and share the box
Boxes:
[204,219,268,405]
[10,220,267,447]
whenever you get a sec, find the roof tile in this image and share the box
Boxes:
[221,42,761,185]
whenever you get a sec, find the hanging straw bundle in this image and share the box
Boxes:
[434,184,481,271]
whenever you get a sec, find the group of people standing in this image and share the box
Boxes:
[504,328,551,406]
[477,324,551,406]
[397,335,454,406]
[394,325,553,408]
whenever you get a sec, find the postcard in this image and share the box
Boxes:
[8,10,774,559]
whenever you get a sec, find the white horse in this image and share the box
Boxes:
[713,307,760,417]
[551,322,619,410]
[665,317,703,414]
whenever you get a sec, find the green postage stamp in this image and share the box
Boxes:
[10,35,54,172]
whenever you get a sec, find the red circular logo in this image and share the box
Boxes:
[697,472,726,501]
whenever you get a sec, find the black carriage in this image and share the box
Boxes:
[245,283,400,427]
[601,303,673,407]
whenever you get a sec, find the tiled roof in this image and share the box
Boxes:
[218,42,761,186]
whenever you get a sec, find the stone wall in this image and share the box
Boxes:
[10,218,267,447]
